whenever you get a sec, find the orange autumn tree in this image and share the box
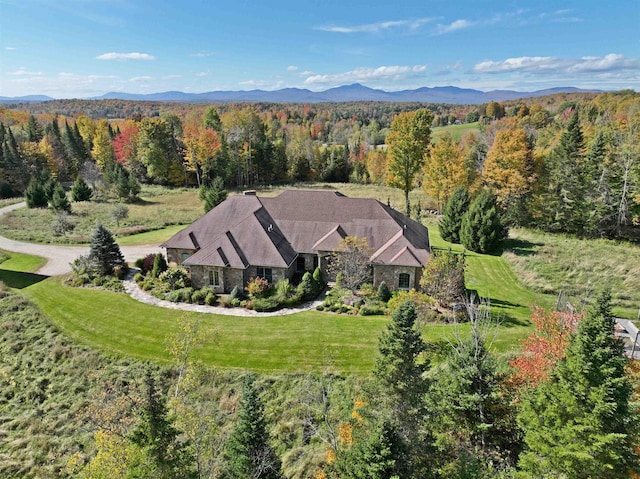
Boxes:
[509,306,582,389]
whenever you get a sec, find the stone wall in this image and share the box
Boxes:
[165,248,197,266]
[188,265,228,293]
[373,265,422,290]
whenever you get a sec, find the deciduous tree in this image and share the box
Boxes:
[422,132,467,211]
[386,109,432,215]
[329,236,373,292]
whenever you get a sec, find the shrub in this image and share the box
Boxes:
[298,271,315,301]
[275,278,295,298]
[133,272,144,283]
[230,286,243,301]
[360,305,386,316]
[70,254,102,282]
[137,253,157,274]
[388,289,435,319]
[0,181,13,199]
[246,276,271,299]
[159,266,190,290]
[110,203,129,227]
[312,267,325,293]
[51,212,75,237]
[377,282,392,303]
[151,253,168,278]
[165,290,181,302]
[192,287,216,305]
[250,297,280,312]
[205,291,217,306]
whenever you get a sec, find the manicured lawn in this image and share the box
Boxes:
[116,224,186,245]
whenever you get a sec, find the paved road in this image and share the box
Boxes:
[0,202,161,275]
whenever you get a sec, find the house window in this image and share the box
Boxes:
[181,252,190,263]
[398,273,411,290]
[257,267,273,283]
[296,256,306,272]
[209,270,220,287]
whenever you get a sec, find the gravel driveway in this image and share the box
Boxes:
[0,202,162,275]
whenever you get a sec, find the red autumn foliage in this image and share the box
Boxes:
[509,306,582,389]
[113,122,139,166]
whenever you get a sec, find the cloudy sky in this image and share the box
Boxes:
[0,0,638,98]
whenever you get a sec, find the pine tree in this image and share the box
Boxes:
[25,176,48,208]
[130,370,195,479]
[439,185,470,244]
[199,176,227,212]
[49,182,71,212]
[70,176,93,202]
[543,111,587,233]
[222,376,283,479]
[460,189,507,254]
[518,291,639,478]
[371,300,432,476]
[89,223,125,275]
[25,114,43,142]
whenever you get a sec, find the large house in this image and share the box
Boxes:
[162,190,431,293]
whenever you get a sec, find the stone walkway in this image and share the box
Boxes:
[0,201,325,317]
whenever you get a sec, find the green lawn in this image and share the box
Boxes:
[432,122,480,142]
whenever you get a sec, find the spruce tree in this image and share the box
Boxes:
[518,291,638,478]
[25,114,43,142]
[71,176,93,202]
[222,376,283,479]
[25,176,48,208]
[89,223,125,275]
[371,300,431,477]
[439,185,470,244]
[460,189,507,254]
[199,176,227,212]
[130,370,195,479]
[49,182,71,212]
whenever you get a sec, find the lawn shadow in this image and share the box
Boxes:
[500,237,543,257]
[0,269,49,289]
[489,298,530,327]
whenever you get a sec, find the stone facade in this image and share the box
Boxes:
[166,248,197,266]
[373,264,422,290]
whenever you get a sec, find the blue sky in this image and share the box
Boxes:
[0,0,638,98]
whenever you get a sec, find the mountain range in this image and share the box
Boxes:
[0,84,601,105]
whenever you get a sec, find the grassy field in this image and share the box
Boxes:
[432,122,480,142]
[505,228,640,319]
[0,185,203,245]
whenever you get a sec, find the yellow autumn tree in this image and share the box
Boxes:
[482,127,539,222]
[422,132,468,211]
[92,121,115,171]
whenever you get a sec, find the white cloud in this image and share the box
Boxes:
[316,17,433,34]
[4,47,16,51]
[304,65,428,85]
[12,68,44,76]
[287,65,298,71]
[195,72,209,77]
[163,74,183,79]
[300,70,314,76]
[473,54,640,75]
[129,76,153,82]
[96,52,155,61]
[433,19,474,35]
[190,51,214,57]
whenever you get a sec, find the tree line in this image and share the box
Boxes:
[0,90,638,240]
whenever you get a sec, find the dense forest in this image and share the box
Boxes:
[0,90,638,241]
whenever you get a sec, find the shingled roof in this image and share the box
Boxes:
[162,190,430,268]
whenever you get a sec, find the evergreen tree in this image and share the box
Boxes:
[89,223,125,275]
[377,281,391,303]
[70,176,93,202]
[460,189,507,254]
[543,111,587,234]
[152,253,168,278]
[25,114,43,142]
[371,300,432,477]
[199,176,227,212]
[439,185,470,244]
[518,291,639,478]
[25,176,48,208]
[332,421,406,479]
[49,182,71,212]
[222,376,283,479]
[130,370,195,479]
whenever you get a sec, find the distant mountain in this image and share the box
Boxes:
[0,94,55,104]
[0,84,602,105]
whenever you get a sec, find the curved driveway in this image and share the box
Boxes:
[0,202,161,276]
